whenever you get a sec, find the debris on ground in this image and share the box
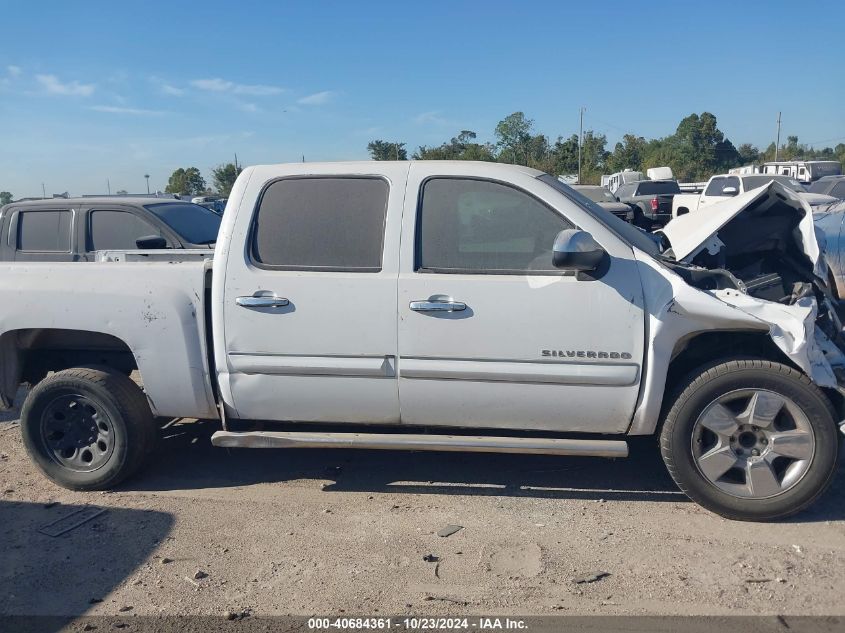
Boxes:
[160,557,173,565]
[422,595,468,606]
[39,507,106,537]
[744,578,772,584]
[422,554,439,562]
[573,571,610,584]
[43,501,59,509]
[193,570,208,580]
[118,606,133,612]
[437,525,463,538]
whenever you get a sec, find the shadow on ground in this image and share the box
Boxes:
[0,500,174,618]
[111,419,832,522]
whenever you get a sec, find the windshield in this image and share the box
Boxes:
[741,175,805,192]
[538,174,661,257]
[576,187,617,203]
[144,202,222,245]
[635,181,681,195]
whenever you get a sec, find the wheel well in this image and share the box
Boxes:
[665,330,843,419]
[1,328,137,388]
[667,331,794,397]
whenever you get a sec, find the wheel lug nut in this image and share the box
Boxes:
[751,449,759,456]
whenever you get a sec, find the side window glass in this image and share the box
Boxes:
[831,182,845,199]
[705,178,727,196]
[251,177,389,272]
[417,178,571,274]
[89,210,162,251]
[17,210,72,252]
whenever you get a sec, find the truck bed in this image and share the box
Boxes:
[0,259,217,419]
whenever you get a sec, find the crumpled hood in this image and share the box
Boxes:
[658,182,823,278]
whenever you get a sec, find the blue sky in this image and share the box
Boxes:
[1,0,843,197]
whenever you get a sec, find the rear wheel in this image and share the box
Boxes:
[21,367,157,490]
[660,359,839,521]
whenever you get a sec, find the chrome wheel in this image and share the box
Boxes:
[691,389,815,499]
[40,393,115,472]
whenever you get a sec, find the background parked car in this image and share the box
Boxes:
[571,185,633,221]
[808,175,845,200]
[673,174,837,217]
[614,179,681,229]
[0,197,221,262]
[813,200,845,298]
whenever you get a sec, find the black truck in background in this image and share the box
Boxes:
[614,180,681,230]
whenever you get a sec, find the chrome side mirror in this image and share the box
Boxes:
[552,229,606,271]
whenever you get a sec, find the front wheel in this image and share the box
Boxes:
[20,367,157,490]
[660,359,839,521]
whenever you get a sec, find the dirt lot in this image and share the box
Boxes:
[3,389,845,620]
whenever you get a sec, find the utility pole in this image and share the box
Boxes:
[144,174,150,194]
[107,179,111,195]
[578,106,586,184]
[42,183,46,199]
[234,153,239,170]
[774,112,782,162]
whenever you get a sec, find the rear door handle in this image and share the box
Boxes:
[410,295,466,312]
[236,295,290,308]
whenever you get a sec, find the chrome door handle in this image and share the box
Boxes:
[236,295,290,308]
[410,295,466,312]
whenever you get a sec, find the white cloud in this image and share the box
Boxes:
[36,74,95,96]
[190,77,283,96]
[161,83,184,96]
[298,90,334,105]
[149,76,184,96]
[7,65,22,77]
[413,110,447,125]
[90,105,166,116]
[237,101,259,113]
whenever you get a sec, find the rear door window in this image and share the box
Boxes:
[17,210,72,252]
[251,177,389,271]
[88,210,165,251]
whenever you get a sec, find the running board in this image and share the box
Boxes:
[210,430,628,457]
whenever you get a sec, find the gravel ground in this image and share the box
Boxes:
[3,389,845,619]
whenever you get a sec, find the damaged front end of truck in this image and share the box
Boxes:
[650,181,845,393]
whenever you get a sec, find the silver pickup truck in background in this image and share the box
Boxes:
[1,161,844,521]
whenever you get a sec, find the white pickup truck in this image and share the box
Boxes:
[2,161,844,521]
[672,173,838,217]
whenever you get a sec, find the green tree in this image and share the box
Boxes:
[607,134,648,172]
[367,140,407,160]
[736,143,759,165]
[548,131,608,183]
[494,112,534,165]
[212,163,243,196]
[0,191,13,205]
[413,130,496,161]
[165,167,206,195]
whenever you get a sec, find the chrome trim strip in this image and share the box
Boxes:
[400,358,638,386]
[228,354,396,377]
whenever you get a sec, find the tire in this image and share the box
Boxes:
[660,359,839,521]
[20,366,157,491]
